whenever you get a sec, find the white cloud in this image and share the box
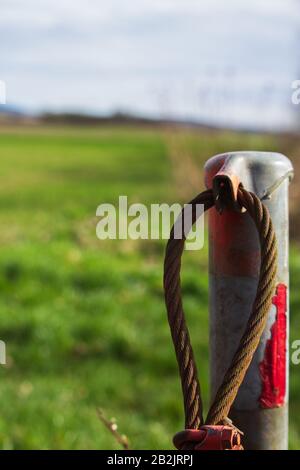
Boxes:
[0,0,299,130]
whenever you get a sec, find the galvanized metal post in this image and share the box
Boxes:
[205,152,293,450]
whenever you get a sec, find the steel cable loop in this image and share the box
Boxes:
[163,186,278,431]
[164,189,214,429]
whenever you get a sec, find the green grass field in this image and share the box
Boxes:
[0,125,299,449]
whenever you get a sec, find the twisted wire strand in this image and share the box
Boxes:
[163,186,278,430]
[164,189,214,429]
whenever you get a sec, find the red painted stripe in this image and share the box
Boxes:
[259,284,287,408]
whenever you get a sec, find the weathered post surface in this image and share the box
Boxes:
[205,151,293,450]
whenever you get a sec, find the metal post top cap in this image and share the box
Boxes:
[205,151,293,199]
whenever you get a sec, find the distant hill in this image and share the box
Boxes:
[0,106,294,134]
[39,111,159,126]
[0,104,31,125]
[38,111,222,132]
[0,104,25,116]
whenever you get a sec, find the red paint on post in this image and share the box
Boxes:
[259,284,287,408]
[209,208,261,277]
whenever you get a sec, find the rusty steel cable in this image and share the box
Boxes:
[163,186,278,431]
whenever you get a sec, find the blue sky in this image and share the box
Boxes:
[1,0,300,130]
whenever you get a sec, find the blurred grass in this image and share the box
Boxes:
[0,125,299,449]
